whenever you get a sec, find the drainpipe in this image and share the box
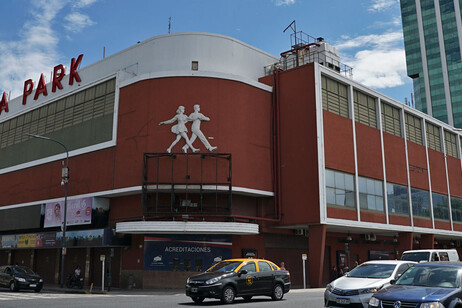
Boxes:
[272,68,283,221]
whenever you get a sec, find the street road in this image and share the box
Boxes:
[0,288,325,308]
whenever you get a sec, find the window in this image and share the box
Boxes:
[321,75,349,118]
[445,131,458,157]
[354,90,377,128]
[426,122,441,151]
[395,264,412,278]
[387,183,409,215]
[432,193,449,220]
[381,102,402,137]
[411,188,431,217]
[451,196,462,222]
[240,262,256,273]
[405,113,423,145]
[0,78,116,169]
[258,261,272,272]
[359,176,384,212]
[325,169,355,208]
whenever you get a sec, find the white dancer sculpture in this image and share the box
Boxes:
[182,104,217,152]
[158,106,199,153]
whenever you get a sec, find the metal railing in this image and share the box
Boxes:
[264,50,353,77]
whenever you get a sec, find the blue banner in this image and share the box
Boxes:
[144,234,232,271]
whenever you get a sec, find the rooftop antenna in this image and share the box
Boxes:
[168,17,171,34]
[283,20,297,47]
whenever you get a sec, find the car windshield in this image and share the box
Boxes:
[347,263,396,279]
[401,252,430,262]
[396,265,460,288]
[12,266,35,275]
[206,261,242,273]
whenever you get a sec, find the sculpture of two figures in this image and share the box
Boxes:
[158,104,218,153]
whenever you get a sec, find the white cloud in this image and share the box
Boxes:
[0,0,99,99]
[73,0,98,8]
[336,32,403,50]
[274,0,295,6]
[369,0,398,12]
[346,49,407,88]
[0,0,64,98]
[336,31,408,88]
[64,12,96,32]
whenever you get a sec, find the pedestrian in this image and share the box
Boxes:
[280,262,286,270]
[74,265,81,278]
[330,266,338,281]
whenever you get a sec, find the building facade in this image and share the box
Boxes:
[400,0,462,127]
[1,32,462,289]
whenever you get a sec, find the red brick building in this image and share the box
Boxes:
[1,32,461,289]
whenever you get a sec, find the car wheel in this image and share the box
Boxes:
[242,296,252,302]
[221,286,235,304]
[191,296,204,304]
[34,287,42,293]
[271,283,284,301]
[9,281,18,292]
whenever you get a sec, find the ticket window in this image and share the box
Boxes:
[195,259,202,272]
[184,259,191,271]
[172,258,180,271]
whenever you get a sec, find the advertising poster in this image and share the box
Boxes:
[1,234,17,248]
[57,229,104,247]
[36,232,57,248]
[144,235,232,271]
[17,234,37,248]
[44,197,92,228]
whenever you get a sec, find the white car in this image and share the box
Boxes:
[324,260,416,308]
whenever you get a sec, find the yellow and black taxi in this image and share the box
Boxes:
[185,258,291,304]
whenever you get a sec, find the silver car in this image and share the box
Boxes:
[324,260,416,308]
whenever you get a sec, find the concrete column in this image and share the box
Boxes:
[398,232,413,258]
[30,249,35,268]
[308,224,326,288]
[85,247,91,286]
[54,249,61,284]
[420,234,434,249]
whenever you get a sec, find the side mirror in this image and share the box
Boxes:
[238,269,248,276]
[390,279,396,285]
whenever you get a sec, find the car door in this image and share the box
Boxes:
[0,266,5,287]
[254,261,274,294]
[0,266,12,287]
[235,261,257,296]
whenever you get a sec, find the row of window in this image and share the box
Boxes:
[325,169,462,222]
[321,75,460,158]
[0,78,116,150]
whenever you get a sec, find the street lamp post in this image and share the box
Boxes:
[27,134,69,288]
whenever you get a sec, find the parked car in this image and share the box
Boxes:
[324,260,416,308]
[400,249,459,262]
[0,265,43,292]
[369,262,462,308]
[185,258,291,304]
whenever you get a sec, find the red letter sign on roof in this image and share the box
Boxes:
[0,92,9,115]
[69,54,83,85]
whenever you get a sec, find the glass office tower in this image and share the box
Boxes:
[400,0,462,127]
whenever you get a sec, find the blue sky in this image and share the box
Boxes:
[0,0,412,103]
